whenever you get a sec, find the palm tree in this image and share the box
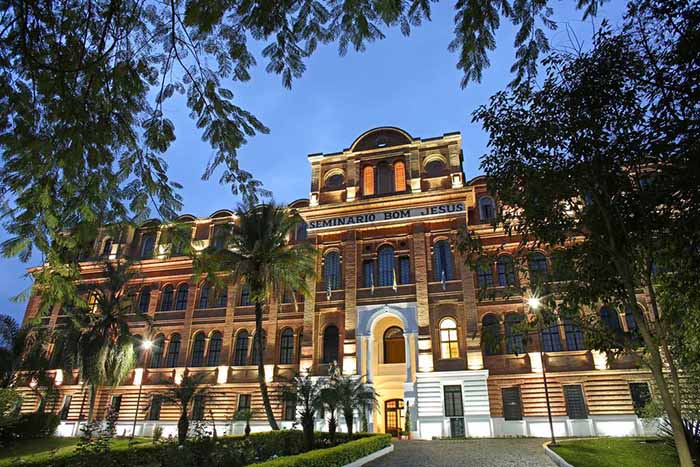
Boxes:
[53,260,148,422]
[161,372,210,445]
[318,362,342,442]
[334,373,378,437]
[281,371,324,451]
[195,202,316,430]
[0,314,54,408]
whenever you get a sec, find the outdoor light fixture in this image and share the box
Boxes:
[527,296,541,309]
[142,339,153,350]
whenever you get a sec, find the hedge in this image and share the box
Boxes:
[12,431,388,467]
[251,434,392,467]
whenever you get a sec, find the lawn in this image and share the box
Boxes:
[551,437,680,467]
[0,437,151,466]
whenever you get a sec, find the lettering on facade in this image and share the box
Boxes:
[308,202,465,231]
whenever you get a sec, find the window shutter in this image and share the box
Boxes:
[564,385,588,419]
[394,161,406,192]
[502,387,523,421]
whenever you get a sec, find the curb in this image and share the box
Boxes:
[344,444,394,467]
[542,441,574,467]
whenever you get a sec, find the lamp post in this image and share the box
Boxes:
[131,339,152,439]
[527,296,557,447]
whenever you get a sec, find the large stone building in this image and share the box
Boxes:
[20,127,656,439]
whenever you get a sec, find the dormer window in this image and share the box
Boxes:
[325,173,344,189]
[140,234,156,259]
[425,159,447,177]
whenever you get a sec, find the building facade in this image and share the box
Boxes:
[19,127,657,439]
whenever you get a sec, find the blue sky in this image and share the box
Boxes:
[0,1,626,322]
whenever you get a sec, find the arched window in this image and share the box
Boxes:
[165,334,181,367]
[239,284,251,306]
[497,255,516,286]
[207,332,223,366]
[102,238,113,258]
[398,256,410,285]
[160,286,174,311]
[383,326,405,363]
[378,245,395,287]
[233,331,249,366]
[505,314,526,355]
[528,252,548,284]
[279,328,294,364]
[625,305,642,347]
[541,321,562,352]
[600,306,622,333]
[482,315,501,356]
[323,251,341,291]
[325,172,344,189]
[322,325,339,364]
[564,319,585,351]
[175,284,189,310]
[133,335,144,365]
[362,166,375,196]
[439,318,459,359]
[190,333,206,366]
[478,197,496,221]
[295,222,308,241]
[138,287,151,314]
[393,161,406,192]
[216,286,228,308]
[149,335,165,368]
[197,283,211,309]
[376,162,393,194]
[140,234,156,259]
[251,331,266,365]
[425,159,446,177]
[362,260,374,288]
[433,240,454,281]
[477,259,493,288]
[550,250,573,281]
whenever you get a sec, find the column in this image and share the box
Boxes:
[404,333,413,382]
[366,338,373,384]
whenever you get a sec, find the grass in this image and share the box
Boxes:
[0,437,151,466]
[551,437,680,467]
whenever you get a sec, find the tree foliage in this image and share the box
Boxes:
[464,1,699,464]
[0,0,606,311]
[161,372,210,445]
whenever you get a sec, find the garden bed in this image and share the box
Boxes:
[3,431,391,467]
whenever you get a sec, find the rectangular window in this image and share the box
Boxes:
[629,382,651,417]
[502,387,523,421]
[237,394,251,414]
[398,256,411,285]
[191,395,205,421]
[363,260,374,288]
[443,385,464,417]
[59,395,72,420]
[110,395,122,414]
[283,395,297,421]
[148,395,163,421]
[564,385,588,419]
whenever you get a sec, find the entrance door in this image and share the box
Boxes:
[384,399,404,437]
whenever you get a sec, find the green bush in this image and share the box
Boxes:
[11,413,61,439]
[251,434,392,467]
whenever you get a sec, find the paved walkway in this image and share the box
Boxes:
[366,439,555,467]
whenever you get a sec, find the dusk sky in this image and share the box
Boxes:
[0,1,626,322]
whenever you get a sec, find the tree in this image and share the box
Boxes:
[281,371,324,451]
[1,0,607,313]
[53,260,148,422]
[161,372,210,445]
[318,363,342,443]
[333,372,377,437]
[194,202,316,430]
[466,1,700,465]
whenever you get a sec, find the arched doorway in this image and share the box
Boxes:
[384,399,404,437]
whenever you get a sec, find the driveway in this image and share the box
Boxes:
[366,439,555,467]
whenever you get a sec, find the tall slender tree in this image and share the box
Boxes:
[195,203,316,430]
[53,260,149,422]
[161,372,210,445]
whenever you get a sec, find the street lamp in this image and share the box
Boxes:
[131,339,152,439]
[527,296,557,447]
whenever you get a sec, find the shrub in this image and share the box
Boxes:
[152,424,163,443]
[251,434,391,467]
[1,412,60,441]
